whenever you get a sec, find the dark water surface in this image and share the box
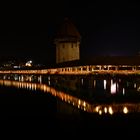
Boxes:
[0,74,140,136]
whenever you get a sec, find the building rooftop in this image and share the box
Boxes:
[55,18,81,41]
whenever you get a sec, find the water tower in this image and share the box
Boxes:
[54,18,81,63]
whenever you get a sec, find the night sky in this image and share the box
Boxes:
[0,0,140,64]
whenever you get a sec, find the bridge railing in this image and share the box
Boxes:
[0,65,140,74]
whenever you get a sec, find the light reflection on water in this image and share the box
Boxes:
[2,74,140,96]
[0,79,140,115]
[110,79,117,94]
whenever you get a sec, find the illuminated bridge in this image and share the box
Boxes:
[0,78,140,115]
[0,64,140,75]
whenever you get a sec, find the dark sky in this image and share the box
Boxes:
[0,0,140,64]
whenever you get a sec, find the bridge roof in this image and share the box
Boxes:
[52,56,140,68]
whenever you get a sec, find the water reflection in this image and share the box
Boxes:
[103,80,107,90]
[2,74,140,97]
[123,88,125,95]
[0,79,140,115]
[110,80,117,94]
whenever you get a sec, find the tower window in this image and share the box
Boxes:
[63,44,65,48]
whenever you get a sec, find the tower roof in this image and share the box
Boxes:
[55,18,81,40]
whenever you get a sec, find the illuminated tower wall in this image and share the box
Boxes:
[54,18,81,63]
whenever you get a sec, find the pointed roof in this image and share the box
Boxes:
[55,18,81,40]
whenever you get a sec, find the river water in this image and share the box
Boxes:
[1,74,140,132]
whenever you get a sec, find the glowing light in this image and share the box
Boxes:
[25,60,32,67]
[104,80,107,90]
[134,83,136,88]
[108,106,113,115]
[29,77,32,82]
[78,100,81,105]
[43,85,46,92]
[123,88,125,95]
[95,106,100,112]
[123,107,128,114]
[99,110,102,115]
[14,75,18,81]
[111,80,116,94]
[104,107,107,113]
[83,101,86,107]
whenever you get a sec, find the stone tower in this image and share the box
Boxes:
[54,18,81,63]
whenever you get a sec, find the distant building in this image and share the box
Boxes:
[54,18,81,64]
[25,60,33,67]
